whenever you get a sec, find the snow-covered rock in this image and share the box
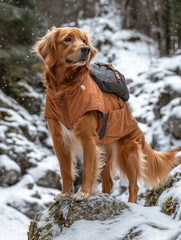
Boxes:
[28,194,129,240]
[28,193,181,240]
[162,112,181,139]
[0,155,21,186]
[145,162,181,221]
[28,156,61,189]
[0,174,59,220]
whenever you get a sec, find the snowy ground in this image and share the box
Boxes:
[0,6,181,240]
[59,203,181,240]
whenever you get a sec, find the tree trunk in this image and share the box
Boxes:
[163,0,171,55]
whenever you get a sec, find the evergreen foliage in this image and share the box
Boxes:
[0,0,45,95]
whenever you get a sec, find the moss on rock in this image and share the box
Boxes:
[123,227,142,240]
[162,197,178,216]
[28,194,129,240]
[28,212,42,240]
[145,177,179,207]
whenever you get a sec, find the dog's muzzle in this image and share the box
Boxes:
[66,46,90,64]
[81,46,90,56]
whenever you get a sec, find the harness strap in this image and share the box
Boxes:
[96,62,121,82]
[109,64,121,82]
[98,112,108,140]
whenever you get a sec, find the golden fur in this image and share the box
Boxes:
[34,27,179,203]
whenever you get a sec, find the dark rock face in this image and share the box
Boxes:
[0,155,21,187]
[7,199,46,219]
[28,194,129,240]
[154,91,173,119]
[0,167,21,187]
[50,194,128,225]
[33,170,61,190]
[162,116,181,139]
[154,88,181,120]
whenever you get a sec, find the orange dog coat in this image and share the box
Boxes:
[44,74,138,145]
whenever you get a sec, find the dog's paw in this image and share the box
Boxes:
[73,191,90,201]
[54,192,73,201]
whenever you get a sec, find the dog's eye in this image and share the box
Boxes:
[64,37,71,42]
[83,39,86,43]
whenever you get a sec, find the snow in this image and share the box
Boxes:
[61,204,69,219]
[0,4,181,240]
[17,81,42,99]
[0,89,37,122]
[170,106,181,118]
[164,76,181,94]
[0,107,30,127]
[0,205,30,240]
[28,155,60,180]
[56,204,181,240]
[157,164,181,221]
[0,155,21,172]
[161,98,181,121]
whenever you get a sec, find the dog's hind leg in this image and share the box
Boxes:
[117,140,140,203]
[100,146,114,195]
[47,118,74,201]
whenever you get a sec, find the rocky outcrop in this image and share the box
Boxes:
[153,78,181,120]
[161,197,179,218]
[145,165,181,220]
[28,194,129,240]
[162,101,181,139]
[0,155,21,186]
[162,115,181,139]
[144,177,177,207]
[28,159,61,190]
[7,198,46,219]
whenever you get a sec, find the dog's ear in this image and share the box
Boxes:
[83,31,97,61]
[33,27,59,67]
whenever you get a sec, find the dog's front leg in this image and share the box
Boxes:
[73,111,99,201]
[47,118,74,201]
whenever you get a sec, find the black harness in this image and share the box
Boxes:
[90,63,129,140]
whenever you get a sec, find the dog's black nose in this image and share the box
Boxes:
[81,46,90,55]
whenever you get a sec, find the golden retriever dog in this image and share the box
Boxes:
[34,27,179,203]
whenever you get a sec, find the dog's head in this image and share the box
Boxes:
[34,27,97,69]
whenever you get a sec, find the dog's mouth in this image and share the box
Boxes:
[66,56,89,65]
[66,59,73,64]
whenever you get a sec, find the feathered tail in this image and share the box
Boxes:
[141,142,180,187]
